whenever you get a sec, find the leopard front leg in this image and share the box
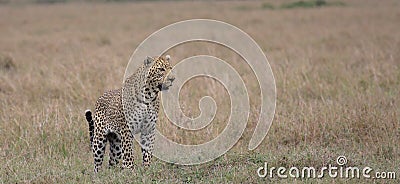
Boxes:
[140,119,156,167]
[120,128,135,170]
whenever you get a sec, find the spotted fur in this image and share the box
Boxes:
[85,55,174,173]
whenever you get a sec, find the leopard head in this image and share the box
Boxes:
[144,55,175,91]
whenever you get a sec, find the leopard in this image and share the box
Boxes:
[85,55,174,173]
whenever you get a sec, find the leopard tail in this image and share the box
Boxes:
[85,109,94,148]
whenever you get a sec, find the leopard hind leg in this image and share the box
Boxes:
[107,132,122,167]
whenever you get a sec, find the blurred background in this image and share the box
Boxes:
[0,0,399,183]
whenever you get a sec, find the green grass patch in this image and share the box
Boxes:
[281,0,345,9]
[261,2,275,10]
[36,0,66,3]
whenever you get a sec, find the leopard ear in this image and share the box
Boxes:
[144,56,154,66]
[165,55,170,61]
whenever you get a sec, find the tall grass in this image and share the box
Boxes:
[0,0,399,183]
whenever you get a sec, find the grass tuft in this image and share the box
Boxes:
[281,0,345,9]
[0,1,398,183]
[0,54,16,71]
[261,2,275,10]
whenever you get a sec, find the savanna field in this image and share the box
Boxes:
[0,0,399,183]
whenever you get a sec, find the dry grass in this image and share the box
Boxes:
[0,0,399,183]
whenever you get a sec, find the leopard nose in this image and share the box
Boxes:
[167,75,175,81]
